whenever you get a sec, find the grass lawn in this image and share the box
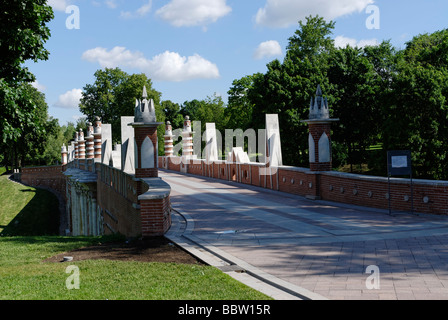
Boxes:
[0,169,272,300]
[0,236,271,300]
[0,174,59,236]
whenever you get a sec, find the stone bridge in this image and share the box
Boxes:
[18,85,448,299]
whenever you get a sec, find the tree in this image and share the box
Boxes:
[2,83,56,168]
[79,68,128,136]
[0,0,53,150]
[226,74,261,131]
[384,29,448,179]
[162,100,184,129]
[181,94,227,133]
[328,42,395,172]
[247,16,336,166]
[79,68,165,154]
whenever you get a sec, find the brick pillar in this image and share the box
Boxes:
[164,121,174,157]
[78,129,85,159]
[74,131,79,159]
[130,87,162,179]
[308,122,333,172]
[61,144,68,165]
[302,85,339,172]
[182,116,194,157]
[131,86,168,238]
[133,124,159,179]
[93,117,102,161]
[140,196,171,237]
[86,122,94,159]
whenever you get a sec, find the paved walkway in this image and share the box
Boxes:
[161,169,448,300]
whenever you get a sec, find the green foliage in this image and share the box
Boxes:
[0,0,53,145]
[0,0,54,168]
[226,74,260,131]
[246,16,336,167]
[162,100,184,129]
[224,16,448,180]
[79,68,166,154]
[1,83,56,168]
[384,29,448,179]
[0,0,53,83]
[328,42,396,171]
[181,94,228,133]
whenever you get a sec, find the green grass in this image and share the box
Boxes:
[0,236,271,300]
[0,168,271,300]
[0,173,59,236]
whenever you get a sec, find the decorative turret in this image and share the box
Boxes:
[86,122,94,159]
[78,129,85,159]
[61,144,68,165]
[129,86,163,179]
[164,121,174,157]
[134,86,157,123]
[93,117,102,160]
[302,85,339,172]
[309,85,330,120]
[74,131,79,159]
[182,116,194,157]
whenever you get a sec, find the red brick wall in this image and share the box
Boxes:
[160,156,448,216]
[319,172,448,215]
[97,165,142,237]
[21,166,66,198]
[23,160,172,238]
[134,126,159,178]
[308,122,332,172]
[140,196,171,237]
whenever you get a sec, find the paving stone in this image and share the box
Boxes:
[162,170,448,300]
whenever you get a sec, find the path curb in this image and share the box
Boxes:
[166,207,328,301]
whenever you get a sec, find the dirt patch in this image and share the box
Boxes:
[44,237,204,265]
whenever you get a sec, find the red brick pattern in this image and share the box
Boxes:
[22,161,171,238]
[160,156,448,215]
[21,166,66,199]
[140,196,171,237]
[308,122,332,172]
[134,126,159,178]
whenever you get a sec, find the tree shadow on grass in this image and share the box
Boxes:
[0,187,60,237]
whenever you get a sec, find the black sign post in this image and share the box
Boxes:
[387,150,415,216]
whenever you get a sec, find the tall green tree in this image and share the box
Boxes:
[79,68,165,153]
[226,74,261,131]
[162,100,183,129]
[79,68,128,135]
[0,0,53,150]
[3,83,56,168]
[384,29,448,179]
[248,16,336,166]
[181,94,227,134]
[328,42,396,172]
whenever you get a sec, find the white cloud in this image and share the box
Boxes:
[120,0,152,19]
[156,0,231,27]
[82,46,220,82]
[255,0,374,28]
[105,0,118,9]
[334,35,378,48]
[254,40,282,60]
[54,89,83,109]
[47,0,71,11]
[31,80,46,92]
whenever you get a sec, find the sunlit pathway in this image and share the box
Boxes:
[161,169,448,300]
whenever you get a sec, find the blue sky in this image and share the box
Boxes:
[26,0,448,126]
